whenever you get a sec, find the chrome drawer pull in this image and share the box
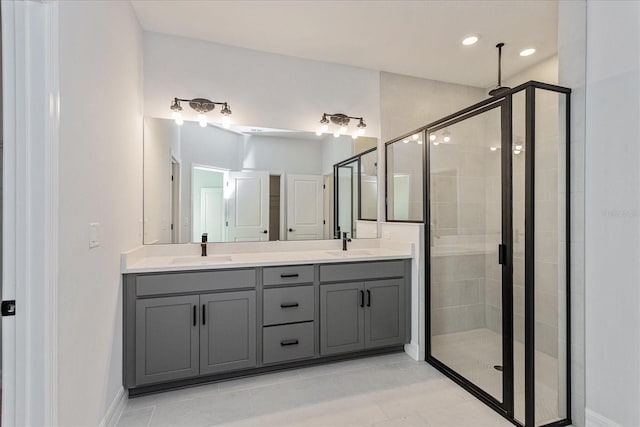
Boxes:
[280,273,299,278]
[281,339,299,346]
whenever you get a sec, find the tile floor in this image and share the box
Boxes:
[432,328,566,425]
[116,352,514,427]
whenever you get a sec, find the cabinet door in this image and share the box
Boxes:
[365,279,405,348]
[320,282,365,355]
[135,295,199,386]
[200,290,257,375]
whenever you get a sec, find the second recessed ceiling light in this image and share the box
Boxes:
[520,48,536,57]
[462,35,479,46]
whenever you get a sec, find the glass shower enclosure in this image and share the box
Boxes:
[420,81,570,427]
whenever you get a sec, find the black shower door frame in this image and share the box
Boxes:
[425,98,515,419]
[383,81,572,427]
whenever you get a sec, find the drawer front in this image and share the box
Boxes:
[263,265,314,286]
[263,286,314,326]
[136,269,256,296]
[320,261,405,283]
[263,322,314,364]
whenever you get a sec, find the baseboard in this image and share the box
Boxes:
[585,409,623,427]
[404,342,420,361]
[99,387,128,427]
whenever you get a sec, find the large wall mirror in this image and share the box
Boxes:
[143,117,378,244]
[385,131,424,222]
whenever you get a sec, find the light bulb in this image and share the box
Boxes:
[172,111,183,126]
[333,131,341,138]
[429,134,436,142]
[197,114,207,128]
[403,139,409,144]
[520,48,536,57]
[515,144,523,150]
[320,124,328,132]
[340,126,347,134]
[514,150,521,155]
[412,134,419,140]
[222,115,231,129]
[490,146,498,151]
[358,127,365,136]
[417,140,423,145]
[433,141,440,146]
[352,132,358,140]
[316,130,323,136]
[443,135,451,143]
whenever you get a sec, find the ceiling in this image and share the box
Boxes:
[131,0,558,88]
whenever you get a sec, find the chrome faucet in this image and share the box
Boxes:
[201,233,208,257]
[342,232,352,251]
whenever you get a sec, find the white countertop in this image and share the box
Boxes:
[122,240,413,274]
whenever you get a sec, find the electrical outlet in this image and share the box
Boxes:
[89,223,101,248]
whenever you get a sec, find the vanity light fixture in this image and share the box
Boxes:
[170,97,232,129]
[520,48,536,57]
[317,113,367,139]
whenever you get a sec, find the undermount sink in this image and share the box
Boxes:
[326,249,374,257]
[171,255,233,265]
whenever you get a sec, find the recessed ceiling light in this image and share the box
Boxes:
[520,48,536,57]
[462,35,479,46]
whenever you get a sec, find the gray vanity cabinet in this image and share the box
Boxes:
[364,279,404,348]
[319,261,407,356]
[320,282,366,355]
[199,291,257,375]
[135,295,200,386]
[124,259,410,394]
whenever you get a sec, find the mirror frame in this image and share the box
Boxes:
[332,146,378,238]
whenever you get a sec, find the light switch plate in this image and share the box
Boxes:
[89,222,101,248]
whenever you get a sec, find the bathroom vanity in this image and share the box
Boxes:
[122,246,412,395]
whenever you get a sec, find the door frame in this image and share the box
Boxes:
[190,164,228,243]
[2,1,60,425]
[424,99,515,418]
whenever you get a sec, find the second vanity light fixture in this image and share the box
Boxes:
[170,97,232,129]
[316,113,367,139]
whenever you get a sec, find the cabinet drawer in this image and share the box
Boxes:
[263,286,314,326]
[263,322,314,364]
[263,265,314,286]
[319,261,405,283]
[136,269,256,296]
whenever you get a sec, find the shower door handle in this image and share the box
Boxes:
[498,244,507,265]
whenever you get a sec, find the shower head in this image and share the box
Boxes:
[488,42,511,97]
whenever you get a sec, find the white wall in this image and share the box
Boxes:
[558,1,587,425]
[57,1,143,425]
[143,32,381,136]
[584,2,640,426]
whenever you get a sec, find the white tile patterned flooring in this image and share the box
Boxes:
[116,352,514,427]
